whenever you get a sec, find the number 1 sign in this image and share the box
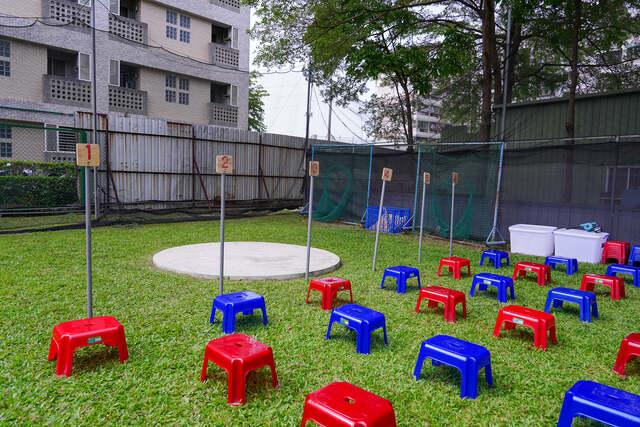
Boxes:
[76,144,100,167]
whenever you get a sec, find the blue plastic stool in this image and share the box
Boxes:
[470,273,515,303]
[544,256,578,276]
[608,264,640,287]
[543,287,598,323]
[413,335,492,399]
[380,266,421,294]
[557,380,640,426]
[325,304,388,354]
[479,250,509,269]
[210,291,268,334]
[629,245,640,267]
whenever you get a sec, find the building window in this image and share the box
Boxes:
[0,126,12,158]
[180,15,190,28]
[166,26,177,40]
[165,90,176,103]
[179,92,189,105]
[166,10,177,24]
[179,30,190,43]
[0,60,10,77]
[166,74,176,88]
[179,78,189,91]
[0,40,9,58]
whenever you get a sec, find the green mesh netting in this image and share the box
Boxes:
[310,144,500,241]
[313,164,354,222]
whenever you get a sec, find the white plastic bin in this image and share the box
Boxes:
[553,228,609,263]
[508,224,558,257]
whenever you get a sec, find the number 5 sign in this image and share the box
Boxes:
[216,155,233,174]
[76,143,100,167]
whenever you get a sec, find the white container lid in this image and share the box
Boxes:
[509,224,558,233]
[553,228,610,240]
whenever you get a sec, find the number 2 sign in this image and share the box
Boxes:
[382,167,393,182]
[216,155,233,174]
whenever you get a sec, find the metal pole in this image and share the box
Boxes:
[411,146,421,231]
[449,180,456,257]
[305,175,314,281]
[82,132,93,318]
[365,145,373,217]
[93,166,98,219]
[91,0,98,219]
[489,142,505,238]
[500,8,513,140]
[419,179,426,263]
[219,173,225,295]
[372,180,386,271]
[327,98,332,141]
[609,136,619,233]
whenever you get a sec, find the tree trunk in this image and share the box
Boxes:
[564,0,581,202]
[399,79,415,152]
[566,0,581,138]
[506,21,522,103]
[479,0,494,141]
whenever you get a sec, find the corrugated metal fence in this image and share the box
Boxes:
[76,114,318,209]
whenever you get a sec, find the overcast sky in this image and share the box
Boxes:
[249,13,370,142]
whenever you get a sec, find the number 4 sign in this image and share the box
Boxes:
[76,144,100,167]
[216,155,233,174]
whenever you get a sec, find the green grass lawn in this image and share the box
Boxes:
[1,212,639,425]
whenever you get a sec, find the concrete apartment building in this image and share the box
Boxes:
[413,98,443,143]
[0,0,249,162]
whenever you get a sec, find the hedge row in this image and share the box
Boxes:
[0,176,78,208]
[0,160,77,177]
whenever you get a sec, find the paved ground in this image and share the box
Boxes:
[152,241,341,281]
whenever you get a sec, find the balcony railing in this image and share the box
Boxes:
[209,103,238,128]
[43,75,91,108]
[210,44,239,69]
[109,14,147,44]
[44,0,91,28]
[210,0,240,12]
[109,86,147,115]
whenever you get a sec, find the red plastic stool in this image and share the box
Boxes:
[493,305,557,350]
[47,316,128,377]
[512,262,551,286]
[580,274,625,300]
[614,333,640,376]
[306,277,353,310]
[200,333,278,406]
[437,257,471,280]
[602,241,630,264]
[300,382,397,427]
[415,286,467,323]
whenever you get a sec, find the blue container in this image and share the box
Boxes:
[366,206,411,234]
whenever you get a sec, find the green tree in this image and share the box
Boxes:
[248,71,269,133]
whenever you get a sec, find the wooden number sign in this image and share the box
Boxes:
[452,172,459,184]
[382,168,393,182]
[309,161,319,177]
[76,144,100,167]
[216,155,233,174]
[423,172,431,185]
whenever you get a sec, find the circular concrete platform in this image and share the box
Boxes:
[152,242,341,281]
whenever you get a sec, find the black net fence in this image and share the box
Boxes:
[312,138,640,244]
[499,138,640,243]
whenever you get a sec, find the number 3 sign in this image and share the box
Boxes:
[216,155,233,174]
[382,167,393,182]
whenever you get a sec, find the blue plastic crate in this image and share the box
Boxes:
[366,206,411,233]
